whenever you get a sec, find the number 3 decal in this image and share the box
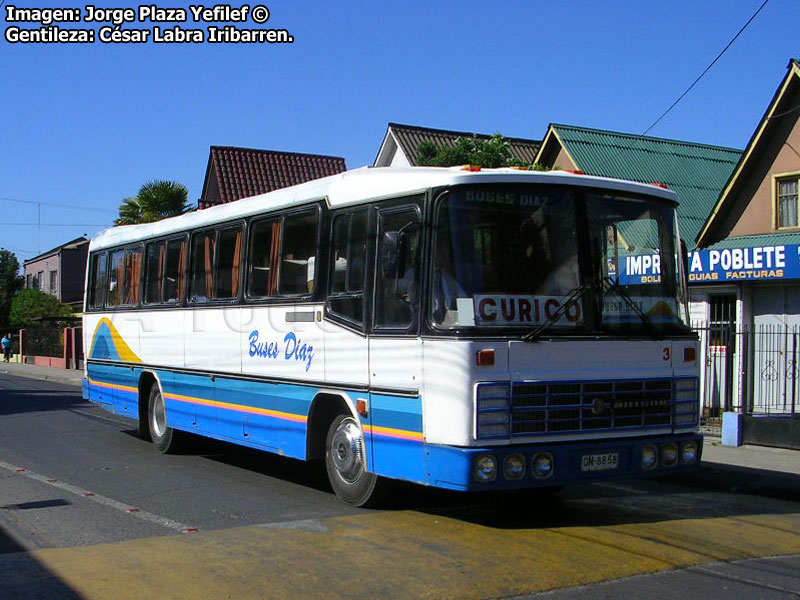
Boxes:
[662,347,670,361]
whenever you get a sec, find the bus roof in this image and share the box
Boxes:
[89,166,679,251]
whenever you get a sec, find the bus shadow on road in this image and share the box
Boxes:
[396,465,800,530]
[0,388,86,417]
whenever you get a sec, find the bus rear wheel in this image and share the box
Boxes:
[325,414,381,507]
[148,384,179,453]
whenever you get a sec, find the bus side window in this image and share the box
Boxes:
[375,207,420,329]
[279,210,319,296]
[214,226,244,299]
[89,252,108,309]
[327,210,367,326]
[144,241,165,304]
[248,219,279,298]
[107,249,125,307]
[164,238,187,303]
[123,247,143,306]
[190,231,216,302]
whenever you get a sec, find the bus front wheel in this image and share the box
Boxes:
[148,384,178,453]
[325,414,381,507]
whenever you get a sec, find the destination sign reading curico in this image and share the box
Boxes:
[618,244,800,284]
[474,295,582,325]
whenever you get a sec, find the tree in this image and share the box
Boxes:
[416,133,554,170]
[0,250,23,329]
[115,179,192,226]
[9,289,72,327]
[416,133,539,168]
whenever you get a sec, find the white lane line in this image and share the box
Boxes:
[0,459,198,533]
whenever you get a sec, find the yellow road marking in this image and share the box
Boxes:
[25,509,800,600]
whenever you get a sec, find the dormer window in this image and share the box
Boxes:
[777,175,800,229]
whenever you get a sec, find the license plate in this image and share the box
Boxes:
[581,452,619,472]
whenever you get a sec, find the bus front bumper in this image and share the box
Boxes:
[423,433,702,491]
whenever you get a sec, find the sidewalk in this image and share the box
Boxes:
[0,361,84,386]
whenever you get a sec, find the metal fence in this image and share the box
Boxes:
[22,327,65,358]
[694,321,800,419]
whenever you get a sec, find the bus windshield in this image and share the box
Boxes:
[431,184,689,334]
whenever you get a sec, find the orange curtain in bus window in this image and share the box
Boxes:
[231,229,243,296]
[110,250,125,306]
[126,249,142,305]
[268,221,281,296]
[203,233,215,300]
[177,240,187,303]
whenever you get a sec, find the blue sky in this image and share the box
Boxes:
[1,0,797,265]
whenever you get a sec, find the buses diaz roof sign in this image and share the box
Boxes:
[620,243,800,284]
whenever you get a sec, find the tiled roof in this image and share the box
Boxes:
[381,122,541,166]
[200,146,346,209]
[544,124,742,248]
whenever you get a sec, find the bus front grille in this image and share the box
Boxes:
[475,378,699,439]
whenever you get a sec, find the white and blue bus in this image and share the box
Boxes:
[83,166,701,506]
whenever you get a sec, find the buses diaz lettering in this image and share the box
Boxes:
[248,331,314,372]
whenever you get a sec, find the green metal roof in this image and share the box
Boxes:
[704,232,800,250]
[551,124,742,249]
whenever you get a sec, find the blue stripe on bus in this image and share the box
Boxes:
[85,363,428,483]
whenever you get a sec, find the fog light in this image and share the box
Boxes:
[661,442,678,466]
[641,445,658,470]
[503,453,526,480]
[473,454,498,482]
[531,452,554,479]
[681,441,698,464]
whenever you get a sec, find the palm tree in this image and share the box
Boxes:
[115,180,192,225]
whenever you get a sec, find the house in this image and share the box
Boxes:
[23,237,89,312]
[198,146,347,209]
[686,59,800,446]
[374,122,541,167]
[535,123,743,248]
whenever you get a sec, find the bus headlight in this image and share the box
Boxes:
[503,454,526,480]
[681,441,698,464]
[661,442,678,467]
[531,452,554,479]
[473,454,498,482]
[641,445,658,470]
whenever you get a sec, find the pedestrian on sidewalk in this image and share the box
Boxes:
[1,333,11,362]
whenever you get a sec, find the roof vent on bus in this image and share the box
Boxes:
[650,182,669,189]
[461,165,482,172]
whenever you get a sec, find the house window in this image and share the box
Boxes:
[777,176,800,229]
[49,270,58,294]
[37,271,44,291]
[26,274,32,289]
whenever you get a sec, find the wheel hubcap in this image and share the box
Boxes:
[152,392,166,437]
[330,418,364,483]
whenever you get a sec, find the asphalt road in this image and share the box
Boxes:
[1,372,799,599]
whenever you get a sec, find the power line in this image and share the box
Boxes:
[5,223,108,227]
[0,196,117,214]
[641,0,771,136]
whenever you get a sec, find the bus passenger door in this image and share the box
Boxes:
[368,203,425,480]
[324,209,373,447]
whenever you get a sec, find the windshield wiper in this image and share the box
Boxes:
[600,276,659,339]
[523,284,592,343]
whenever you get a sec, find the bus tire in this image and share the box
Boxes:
[325,414,381,507]
[148,383,179,454]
